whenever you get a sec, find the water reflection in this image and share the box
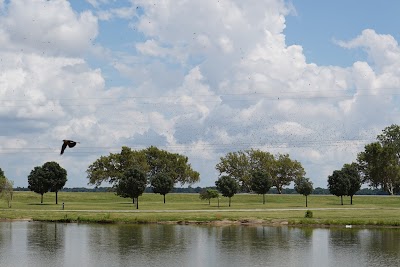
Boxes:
[1,222,400,267]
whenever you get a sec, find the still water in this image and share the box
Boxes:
[0,221,399,267]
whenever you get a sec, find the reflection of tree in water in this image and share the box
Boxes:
[0,222,11,252]
[26,222,65,264]
[87,224,194,265]
[211,226,313,265]
[362,229,400,263]
[329,228,400,266]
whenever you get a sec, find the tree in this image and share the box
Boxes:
[272,154,306,194]
[144,146,200,185]
[0,168,13,207]
[28,166,50,204]
[87,147,148,186]
[215,175,239,207]
[43,162,67,204]
[216,149,275,192]
[342,163,362,205]
[294,177,313,207]
[87,146,200,187]
[358,142,400,195]
[327,170,350,205]
[199,189,219,205]
[150,173,174,203]
[114,168,147,209]
[250,171,272,204]
[0,169,5,193]
[1,179,13,208]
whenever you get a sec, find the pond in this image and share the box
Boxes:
[0,221,399,267]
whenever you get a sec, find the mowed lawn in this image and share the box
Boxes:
[1,191,400,226]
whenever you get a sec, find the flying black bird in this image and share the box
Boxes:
[60,140,79,155]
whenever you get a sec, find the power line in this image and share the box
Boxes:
[0,87,399,108]
[0,138,374,154]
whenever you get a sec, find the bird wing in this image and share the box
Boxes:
[67,141,77,148]
[60,142,67,155]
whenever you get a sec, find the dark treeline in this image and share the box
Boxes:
[13,186,390,195]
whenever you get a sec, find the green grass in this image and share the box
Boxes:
[1,192,400,227]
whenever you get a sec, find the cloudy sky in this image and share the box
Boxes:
[1,0,400,189]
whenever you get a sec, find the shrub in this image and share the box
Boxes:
[305,210,313,218]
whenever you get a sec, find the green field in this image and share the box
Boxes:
[1,191,400,227]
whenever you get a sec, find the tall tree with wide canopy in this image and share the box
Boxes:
[43,161,67,204]
[114,168,147,209]
[150,173,174,203]
[215,175,239,207]
[28,166,50,204]
[250,171,272,204]
[144,146,200,185]
[87,146,199,187]
[87,147,148,186]
[272,154,306,194]
[294,177,313,207]
[358,142,400,195]
[327,170,350,205]
[356,124,400,195]
[216,149,274,192]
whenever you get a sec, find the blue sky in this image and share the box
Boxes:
[285,0,400,66]
[1,0,400,190]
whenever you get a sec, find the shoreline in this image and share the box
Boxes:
[2,217,400,229]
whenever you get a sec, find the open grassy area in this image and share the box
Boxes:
[1,191,400,227]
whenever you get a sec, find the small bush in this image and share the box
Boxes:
[305,210,313,218]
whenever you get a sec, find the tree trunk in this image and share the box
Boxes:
[277,186,282,194]
[136,197,139,209]
[41,193,43,204]
[340,195,343,205]
[56,191,58,205]
[263,194,265,204]
[133,197,135,204]
[306,195,308,208]
[163,194,166,204]
[350,195,353,205]
[229,197,231,207]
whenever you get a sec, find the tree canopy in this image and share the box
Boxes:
[273,154,305,194]
[327,169,350,205]
[358,124,400,195]
[199,189,219,205]
[0,168,13,208]
[87,146,200,187]
[28,166,50,203]
[150,173,174,203]
[216,149,304,193]
[27,162,67,204]
[114,168,147,209]
[342,163,361,204]
[215,175,239,207]
[43,161,67,204]
[250,171,272,204]
[294,177,313,207]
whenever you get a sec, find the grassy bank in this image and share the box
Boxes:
[1,192,400,227]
